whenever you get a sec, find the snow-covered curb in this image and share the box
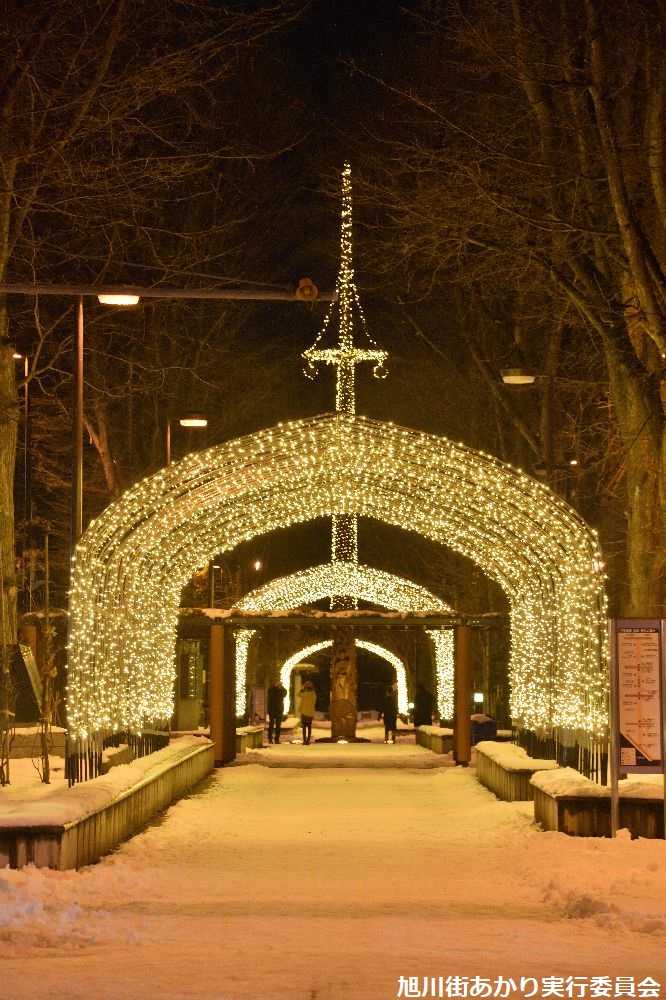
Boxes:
[476,740,559,773]
[531,767,664,800]
[0,735,211,830]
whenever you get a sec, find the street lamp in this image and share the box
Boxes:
[0,279,334,546]
[500,368,537,386]
[97,293,140,306]
[165,414,208,466]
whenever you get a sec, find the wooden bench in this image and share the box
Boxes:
[235,725,264,752]
[416,725,453,754]
[0,736,213,869]
[531,768,665,839]
[475,741,559,801]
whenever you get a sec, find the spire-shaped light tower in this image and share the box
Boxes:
[303,163,388,607]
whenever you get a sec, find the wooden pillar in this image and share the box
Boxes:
[209,624,236,766]
[454,625,472,766]
[330,627,357,740]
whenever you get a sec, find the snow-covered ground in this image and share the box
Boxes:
[240,738,449,768]
[2,758,666,1000]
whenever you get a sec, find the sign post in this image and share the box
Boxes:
[609,619,666,838]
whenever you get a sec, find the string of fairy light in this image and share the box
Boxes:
[303,163,387,597]
[234,562,456,718]
[67,412,608,743]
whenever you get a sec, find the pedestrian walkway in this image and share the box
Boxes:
[3,764,666,1000]
[240,737,449,768]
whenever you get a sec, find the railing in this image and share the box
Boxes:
[516,728,608,785]
[65,729,170,786]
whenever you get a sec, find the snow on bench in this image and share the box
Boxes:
[235,726,264,751]
[0,735,214,869]
[416,725,453,754]
[531,767,664,839]
[475,740,559,801]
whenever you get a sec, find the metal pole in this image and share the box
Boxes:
[661,618,666,840]
[23,352,31,533]
[208,562,215,608]
[609,620,619,838]
[21,355,30,611]
[71,297,84,548]
[0,281,335,302]
[165,419,171,467]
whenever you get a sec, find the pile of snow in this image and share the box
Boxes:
[531,766,609,798]
[476,740,559,771]
[532,767,665,800]
[476,740,559,772]
[235,725,263,735]
[0,756,69,803]
[418,725,454,736]
[100,743,130,763]
[0,735,211,829]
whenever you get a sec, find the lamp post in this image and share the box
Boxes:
[500,369,561,493]
[165,413,208,467]
[0,280,334,548]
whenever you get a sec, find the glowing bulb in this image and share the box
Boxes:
[97,293,140,306]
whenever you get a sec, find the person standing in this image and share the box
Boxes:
[413,683,434,727]
[266,681,287,744]
[298,679,317,745]
[380,681,399,744]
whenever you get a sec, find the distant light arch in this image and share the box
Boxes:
[235,561,455,718]
[280,639,409,715]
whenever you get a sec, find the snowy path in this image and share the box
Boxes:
[2,764,666,1000]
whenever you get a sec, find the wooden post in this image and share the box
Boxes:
[454,625,472,766]
[209,624,223,766]
[209,624,236,766]
[330,627,357,740]
[221,626,236,764]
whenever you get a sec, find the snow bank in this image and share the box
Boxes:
[476,740,559,772]
[532,767,665,800]
[0,735,211,829]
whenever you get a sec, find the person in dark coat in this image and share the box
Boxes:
[266,681,287,744]
[413,684,434,727]
[380,681,399,743]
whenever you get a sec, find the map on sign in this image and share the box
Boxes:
[616,625,663,771]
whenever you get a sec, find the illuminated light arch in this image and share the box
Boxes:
[279,639,409,715]
[239,562,450,614]
[234,562,455,717]
[67,413,607,739]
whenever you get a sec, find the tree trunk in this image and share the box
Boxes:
[0,307,18,650]
[330,628,357,740]
[602,328,666,616]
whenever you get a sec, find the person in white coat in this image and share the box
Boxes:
[299,680,317,745]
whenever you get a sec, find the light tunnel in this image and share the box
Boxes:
[233,561,455,718]
[67,413,608,741]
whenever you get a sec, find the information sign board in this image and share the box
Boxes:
[611,620,665,775]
